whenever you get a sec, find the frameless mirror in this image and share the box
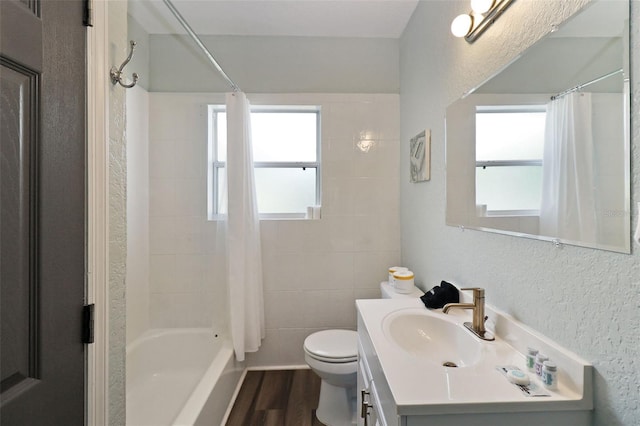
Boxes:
[446,0,630,253]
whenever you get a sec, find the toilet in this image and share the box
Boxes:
[304,281,422,426]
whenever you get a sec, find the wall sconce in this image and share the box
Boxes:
[451,0,514,42]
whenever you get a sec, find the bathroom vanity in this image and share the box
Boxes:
[356,298,593,426]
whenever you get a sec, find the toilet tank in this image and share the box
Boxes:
[380,281,423,299]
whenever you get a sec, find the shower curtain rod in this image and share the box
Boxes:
[550,68,623,100]
[162,0,241,92]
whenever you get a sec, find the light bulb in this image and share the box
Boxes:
[451,14,473,38]
[471,0,494,14]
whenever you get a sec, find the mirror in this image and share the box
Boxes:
[446,0,630,253]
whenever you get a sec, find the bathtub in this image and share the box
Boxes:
[126,329,242,426]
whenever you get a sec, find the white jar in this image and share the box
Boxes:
[534,353,548,377]
[388,266,408,287]
[542,361,558,390]
[393,270,415,294]
[526,347,538,372]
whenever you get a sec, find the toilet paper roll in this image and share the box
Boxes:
[306,206,314,219]
[393,270,415,294]
[312,206,321,220]
[388,266,407,287]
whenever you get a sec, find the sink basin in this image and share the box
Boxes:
[382,308,481,367]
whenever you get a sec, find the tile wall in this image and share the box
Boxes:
[147,92,401,366]
[148,92,225,331]
[126,86,150,345]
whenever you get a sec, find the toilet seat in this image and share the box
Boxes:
[304,330,358,363]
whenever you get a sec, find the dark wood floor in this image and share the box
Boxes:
[226,369,326,426]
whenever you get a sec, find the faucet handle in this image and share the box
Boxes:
[460,287,485,298]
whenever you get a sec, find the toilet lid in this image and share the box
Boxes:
[304,330,358,362]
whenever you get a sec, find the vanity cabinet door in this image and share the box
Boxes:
[356,351,386,426]
[357,357,371,426]
[358,353,387,426]
[357,360,366,426]
[368,380,385,426]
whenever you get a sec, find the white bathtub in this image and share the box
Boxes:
[126,329,242,426]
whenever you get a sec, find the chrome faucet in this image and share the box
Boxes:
[443,287,495,341]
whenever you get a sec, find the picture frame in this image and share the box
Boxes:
[410,129,430,182]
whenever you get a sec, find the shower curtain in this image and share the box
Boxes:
[539,92,597,243]
[220,92,265,361]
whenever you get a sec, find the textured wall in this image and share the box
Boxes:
[399,1,639,425]
[109,1,128,424]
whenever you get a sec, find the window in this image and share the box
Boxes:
[208,105,320,219]
[475,105,546,215]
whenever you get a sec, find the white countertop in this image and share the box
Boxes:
[356,298,593,416]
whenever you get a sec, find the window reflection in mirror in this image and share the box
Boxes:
[475,106,545,215]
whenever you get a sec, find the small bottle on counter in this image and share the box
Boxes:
[534,353,548,377]
[526,347,538,372]
[542,360,558,390]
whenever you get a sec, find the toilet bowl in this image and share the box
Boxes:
[304,281,422,425]
[304,330,358,426]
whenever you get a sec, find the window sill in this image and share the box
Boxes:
[208,213,320,221]
[484,210,540,218]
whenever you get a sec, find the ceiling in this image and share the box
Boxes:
[128,0,419,38]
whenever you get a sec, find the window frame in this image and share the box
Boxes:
[208,105,321,220]
[474,104,546,215]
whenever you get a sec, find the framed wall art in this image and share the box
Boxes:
[410,129,431,182]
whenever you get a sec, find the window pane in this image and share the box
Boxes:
[476,111,546,161]
[251,112,317,162]
[216,112,227,161]
[214,166,226,214]
[255,167,316,214]
[210,106,320,217]
[476,166,542,211]
[215,111,317,163]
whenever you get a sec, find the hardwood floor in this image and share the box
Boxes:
[226,369,326,426]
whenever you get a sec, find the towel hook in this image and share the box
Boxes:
[110,40,139,89]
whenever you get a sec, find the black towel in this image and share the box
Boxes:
[420,281,459,309]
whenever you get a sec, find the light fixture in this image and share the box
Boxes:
[451,0,514,43]
[451,14,473,38]
[470,0,494,14]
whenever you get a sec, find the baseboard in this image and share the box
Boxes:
[247,364,310,371]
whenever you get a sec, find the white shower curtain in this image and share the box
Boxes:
[221,92,265,361]
[539,92,597,243]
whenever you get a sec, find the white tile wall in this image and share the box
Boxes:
[147,93,400,366]
[126,86,150,345]
[247,93,401,367]
[147,94,223,331]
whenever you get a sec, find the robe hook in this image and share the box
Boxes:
[110,40,139,89]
